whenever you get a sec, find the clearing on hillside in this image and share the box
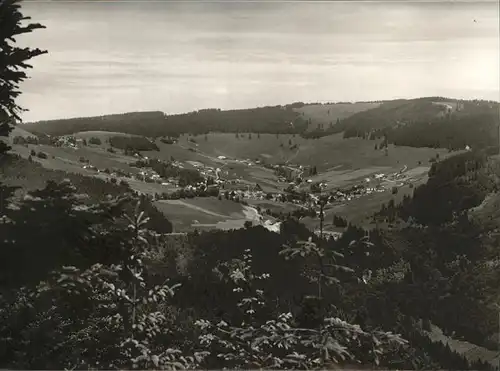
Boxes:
[72,131,141,140]
[9,125,39,139]
[155,197,259,232]
[181,133,450,172]
[294,102,380,131]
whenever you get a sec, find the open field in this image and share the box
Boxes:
[179,133,450,172]
[293,102,380,131]
[19,124,451,176]
[4,133,444,234]
[154,197,260,232]
[246,199,303,214]
[8,126,457,233]
[9,143,176,195]
[11,143,136,174]
[217,161,283,192]
[302,168,431,231]
[10,125,38,138]
[146,141,224,169]
[305,166,391,190]
[325,183,416,227]
[72,130,141,140]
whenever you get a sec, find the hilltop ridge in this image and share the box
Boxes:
[19,97,499,154]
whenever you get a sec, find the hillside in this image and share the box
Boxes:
[20,98,498,155]
[173,132,448,172]
[341,97,452,135]
[340,98,500,151]
[21,111,167,137]
[6,115,500,369]
[388,111,499,151]
[5,125,452,235]
[155,197,260,232]
[9,125,39,139]
[21,102,379,138]
[292,102,380,131]
[0,154,173,234]
[21,106,310,137]
[71,131,140,140]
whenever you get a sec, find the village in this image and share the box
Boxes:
[20,133,427,237]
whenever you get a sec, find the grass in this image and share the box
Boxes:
[8,127,457,233]
[155,197,251,232]
[155,201,226,231]
[72,131,141,140]
[326,184,415,227]
[9,143,176,196]
[180,133,450,173]
[246,199,302,214]
[12,143,136,174]
[4,135,438,233]
[218,162,283,193]
[294,102,380,131]
[10,125,38,138]
[174,197,245,216]
[301,171,430,231]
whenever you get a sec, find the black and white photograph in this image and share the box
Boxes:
[0,0,499,369]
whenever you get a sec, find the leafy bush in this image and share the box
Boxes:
[36,151,47,159]
[195,246,406,369]
[0,201,198,369]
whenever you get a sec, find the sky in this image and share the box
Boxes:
[17,0,500,122]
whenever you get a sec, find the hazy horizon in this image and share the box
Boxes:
[18,0,499,122]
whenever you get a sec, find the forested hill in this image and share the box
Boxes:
[21,98,499,152]
[341,98,500,151]
[341,97,497,134]
[22,111,167,137]
[339,97,455,134]
[372,150,500,353]
[378,149,498,226]
[21,105,309,137]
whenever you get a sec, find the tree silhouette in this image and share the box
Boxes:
[0,0,47,155]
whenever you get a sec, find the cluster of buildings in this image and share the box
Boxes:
[52,136,85,149]
[186,161,224,184]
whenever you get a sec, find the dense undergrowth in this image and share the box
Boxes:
[1,155,498,369]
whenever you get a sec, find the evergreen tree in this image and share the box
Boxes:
[0,0,46,155]
[0,180,94,287]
